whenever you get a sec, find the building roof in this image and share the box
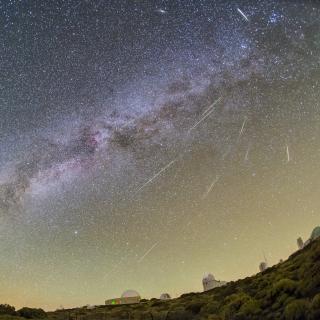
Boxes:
[121,290,140,298]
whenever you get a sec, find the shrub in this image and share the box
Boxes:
[0,304,16,316]
[222,293,251,320]
[271,279,298,297]
[179,292,196,298]
[310,243,320,260]
[310,294,320,320]
[278,293,289,305]
[284,300,310,320]
[185,301,205,314]
[0,316,22,320]
[201,301,220,315]
[167,308,193,320]
[168,302,186,311]
[147,311,169,320]
[130,310,152,320]
[17,307,47,319]
[239,299,261,316]
[206,315,223,320]
[299,266,320,296]
[311,293,320,309]
[150,300,165,307]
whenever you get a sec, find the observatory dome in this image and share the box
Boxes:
[310,226,320,241]
[121,290,140,298]
[259,261,268,272]
[202,272,226,291]
[203,273,215,281]
[160,293,171,300]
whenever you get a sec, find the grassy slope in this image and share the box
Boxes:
[0,317,25,320]
[46,238,320,320]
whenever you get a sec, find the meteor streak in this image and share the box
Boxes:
[286,144,290,162]
[188,97,222,133]
[138,242,159,263]
[136,158,177,193]
[244,145,250,161]
[237,8,249,22]
[238,116,248,138]
[202,176,220,200]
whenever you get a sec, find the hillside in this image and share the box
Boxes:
[45,238,320,320]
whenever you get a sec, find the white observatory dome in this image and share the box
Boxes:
[203,273,215,281]
[121,290,140,298]
[202,273,218,291]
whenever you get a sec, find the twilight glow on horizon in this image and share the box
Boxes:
[0,0,320,311]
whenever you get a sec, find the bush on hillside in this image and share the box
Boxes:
[271,279,298,297]
[204,315,222,320]
[167,307,193,320]
[284,300,310,320]
[221,292,251,319]
[0,305,16,316]
[17,307,47,319]
[238,298,261,316]
[310,294,320,320]
[200,300,220,315]
[185,301,205,314]
[299,266,320,297]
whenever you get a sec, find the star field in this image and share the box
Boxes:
[0,0,320,310]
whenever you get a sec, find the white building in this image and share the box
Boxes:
[202,273,227,291]
[105,290,141,305]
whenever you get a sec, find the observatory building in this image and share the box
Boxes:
[259,261,268,272]
[296,226,320,250]
[105,290,141,305]
[159,293,171,300]
[202,273,227,291]
[297,237,304,250]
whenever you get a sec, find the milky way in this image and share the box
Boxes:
[1,0,320,310]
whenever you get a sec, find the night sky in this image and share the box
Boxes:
[1,0,320,311]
